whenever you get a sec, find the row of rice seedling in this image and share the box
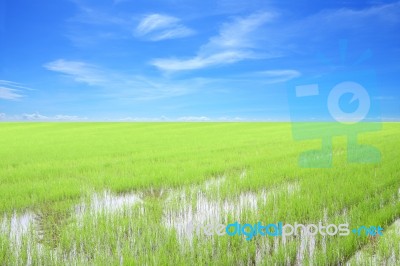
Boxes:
[0,122,398,264]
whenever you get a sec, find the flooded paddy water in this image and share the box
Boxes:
[0,174,399,265]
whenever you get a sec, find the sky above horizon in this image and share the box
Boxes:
[0,0,399,121]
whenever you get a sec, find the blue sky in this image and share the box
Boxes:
[0,0,399,121]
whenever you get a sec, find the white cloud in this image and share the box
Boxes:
[53,115,88,121]
[149,26,194,41]
[0,80,33,90]
[135,14,194,41]
[217,116,244,121]
[0,87,24,100]
[203,12,275,51]
[150,2,400,73]
[44,59,107,86]
[152,50,258,71]
[136,14,179,35]
[151,12,276,72]
[44,59,208,100]
[319,2,400,26]
[17,112,87,121]
[178,116,210,121]
[22,113,49,120]
[118,116,169,122]
[373,96,397,100]
[0,80,33,100]
[72,6,126,26]
[66,1,135,47]
[264,2,400,55]
[216,69,300,84]
[257,69,301,83]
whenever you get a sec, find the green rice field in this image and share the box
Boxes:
[0,122,399,265]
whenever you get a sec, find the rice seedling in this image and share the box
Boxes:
[0,122,399,265]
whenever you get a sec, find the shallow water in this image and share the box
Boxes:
[0,182,398,265]
[162,176,300,242]
[1,212,36,248]
[75,190,143,216]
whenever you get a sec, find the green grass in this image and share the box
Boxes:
[0,122,399,265]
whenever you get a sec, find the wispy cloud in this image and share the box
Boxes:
[373,96,397,100]
[152,51,259,72]
[0,87,24,100]
[21,112,87,121]
[318,1,400,26]
[53,114,88,121]
[204,69,301,84]
[117,116,241,122]
[1,112,88,121]
[118,115,169,122]
[135,14,195,41]
[217,116,244,121]
[256,70,301,84]
[177,116,210,122]
[70,5,126,26]
[151,12,277,72]
[136,14,179,35]
[44,59,208,100]
[150,2,400,73]
[203,12,274,51]
[22,112,49,120]
[44,59,107,85]
[65,0,134,46]
[0,80,33,100]
[264,2,400,55]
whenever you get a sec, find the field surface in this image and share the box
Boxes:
[0,122,399,265]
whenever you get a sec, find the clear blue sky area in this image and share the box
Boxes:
[0,0,399,121]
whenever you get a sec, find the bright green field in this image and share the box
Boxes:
[0,122,399,265]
